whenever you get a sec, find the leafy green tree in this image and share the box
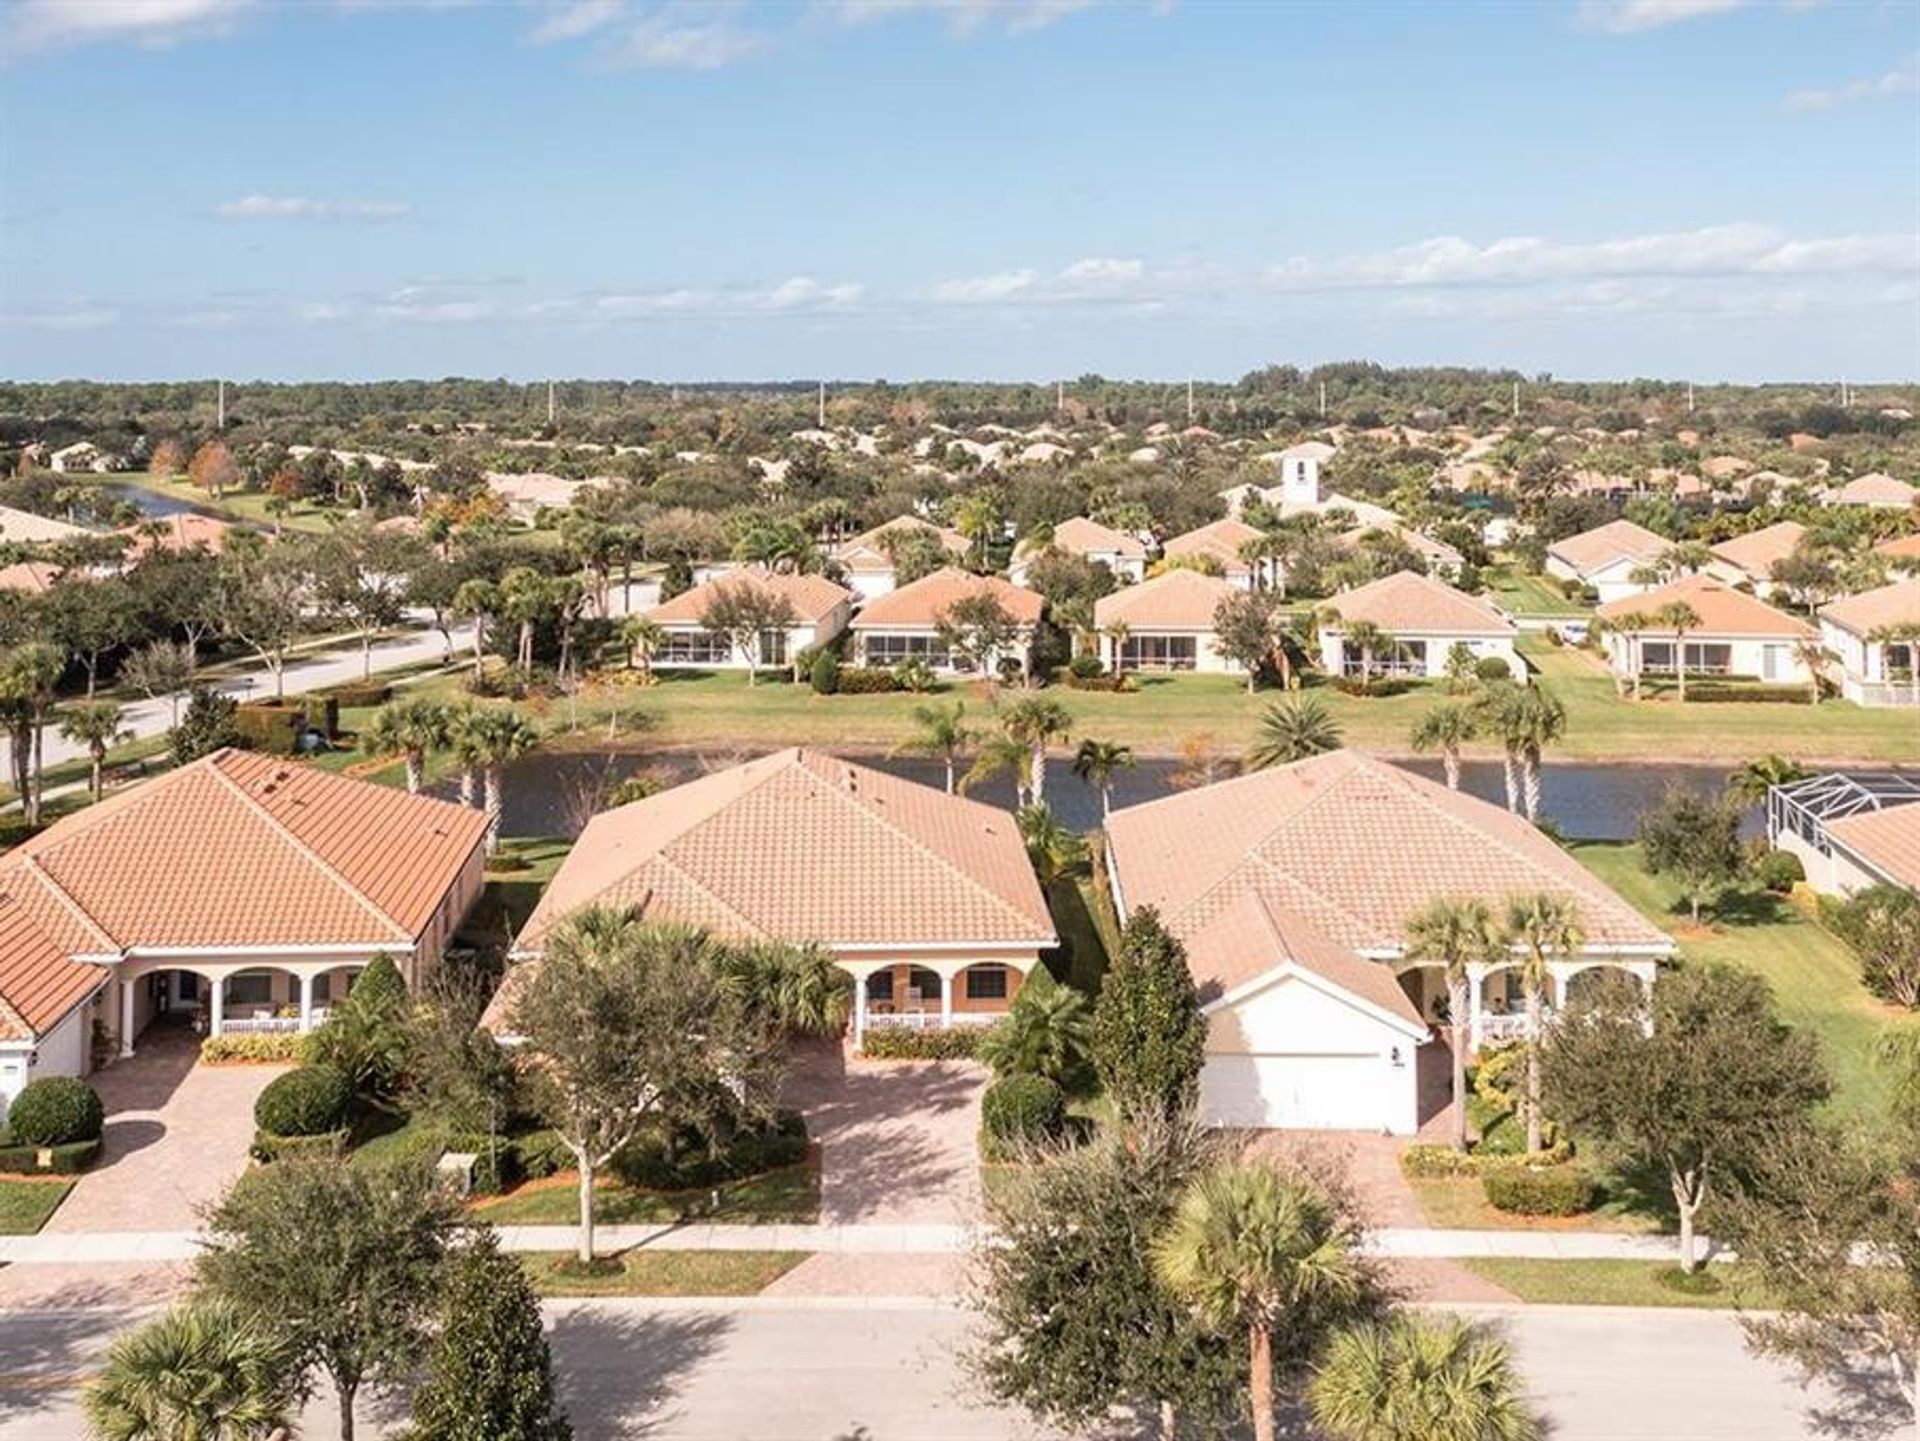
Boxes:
[1636,785,1744,924]
[0,640,65,826]
[171,686,241,766]
[978,983,1094,1091]
[42,576,138,698]
[197,1157,463,1441]
[405,1230,571,1441]
[1015,803,1087,887]
[1827,885,1920,1009]
[306,954,412,1101]
[1308,1314,1539,1441]
[700,579,797,685]
[1502,893,1584,1155]
[1544,964,1828,1272]
[1409,701,1477,791]
[892,699,973,793]
[217,538,309,701]
[1071,737,1134,819]
[121,639,197,727]
[81,1298,295,1441]
[1093,907,1206,1121]
[59,699,129,803]
[1212,590,1290,692]
[934,591,1020,677]
[1246,695,1342,769]
[361,699,454,794]
[1726,753,1808,808]
[1403,898,1503,1152]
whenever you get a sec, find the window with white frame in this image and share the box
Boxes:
[964,966,1009,1001]
[1120,634,1197,671]
[757,629,789,666]
[862,634,953,669]
[659,630,733,664]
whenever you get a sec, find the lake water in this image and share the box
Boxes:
[473,749,1764,842]
[105,482,226,520]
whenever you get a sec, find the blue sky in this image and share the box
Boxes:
[2,0,1916,383]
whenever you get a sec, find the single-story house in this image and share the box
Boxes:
[1092,567,1242,673]
[1706,520,1807,596]
[848,567,1042,675]
[0,561,64,597]
[643,569,854,671]
[1826,473,1918,510]
[1543,518,1669,604]
[1104,750,1672,1133]
[0,504,93,547]
[48,442,120,474]
[485,471,613,525]
[1341,522,1465,581]
[1873,533,1920,568]
[1315,570,1523,682]
[1009,516,1148,586]
[1595,574,1818,688]
[1160,517,1270,590]
[489,748,1057,1048]
[0,750,488,1121]
[119,512,235,561]
[1768,773,1920,896]
[832,516,970,599]
[1819,577,1920,707]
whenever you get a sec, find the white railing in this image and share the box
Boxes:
[221,1015,303,1035]
[1472,1012,1547,1048]
[863,1010,1001,1032]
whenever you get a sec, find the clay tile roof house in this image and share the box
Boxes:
[848,567,1042,675]
[1707,520,1807,595]
[1827,472,1919,510]
[1315,570,1523,683]
[832,516,970,600]
[1092,568,1242,674]
[1875,533,1920,565]
[642,569,854,672]
[1543,518,1670,604]
[1770,772,1920,897]
[1595,574,1819,691]
[0,751,488,1121]
[118,512,235,561]
[0,560,65,597]
[1160,517,1270,589]
[1819,577,1920,707]
[1009,516,1149,586]
[490,748,1057,1044]
[1104,750,1672,1133]
[0,504,93,547]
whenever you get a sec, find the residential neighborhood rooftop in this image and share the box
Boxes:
[1092,565,1236,630]
[646,568,853,626]
[848,566,1043,629]
[1709,520,1807,578]
[1544,518,1668,573]
[1595,574,1817,637]
[1819,576,1920,637]
[1321,569,1514,636]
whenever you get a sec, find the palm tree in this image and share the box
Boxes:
[1602,609,1650,700]
[710,939,851,1037]
[452,577,500,683]
[1,641,67,827]
[952,491,1004,570]
[1471,684,1525,815]
[1792,637,1831,705]
[1507,687,1566,824]
[1727,753,1807,808]
[893,700,973,793]
[977,984,1093,1089]
[1502,892,1586,1155]
[81,1298,294,1441]
[1404,898,1502,1152]
[1153,1165,1362,1441]
[1247,695,1342,770]
[360,698,453,794]
[1016,803,1088,887]
[1409,702,1476,791]
[1869,620,1920,707]
[1071,737,1134,819]
[459,707,541,853]
[1103,619,1131,680]
[1342,619,1392,684]
[499,567,552,676]
[58,700,129,803]
[1308,1314,1539,1441]
[621,615,666,684]
[997,695,1074,806]
[1655,600,1702,703]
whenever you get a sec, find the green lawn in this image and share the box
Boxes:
[113,474,335,534]
[1572,842,1897,1121]
[1483,564,1588,617]
[471,1154,821,1226]
[1407,1174,1663,1234]
[1466,1258,1770,1309]
[519,1249,807,1297]
[0,1178,73,1234]
[1044,876,1111,996]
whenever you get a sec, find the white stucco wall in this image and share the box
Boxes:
[1316,630,1524,682]
[1098,629,1240,674]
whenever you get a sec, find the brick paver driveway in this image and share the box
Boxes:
[782,1041,986,1225]
[46,1025,285,1234]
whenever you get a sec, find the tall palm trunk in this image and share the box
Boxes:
[89,743,105,803]
[29,716,45,828]
[1674,631,1689,703]
[1249,1321,1276,1441]
[403,751,424,795]
[1524,973,1545,1154]
[471,617,488,681]
[1449,969,1470,1153]
[483,765,504,854]
[1442,745,1461,791]
[1521,745,1543,823]
[458,765,478,809]
[1631,635,1644,701]
[1500,747,1521,814]
[1028,744,1046,806]
[942,754,956,794]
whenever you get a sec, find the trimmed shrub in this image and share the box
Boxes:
[325,680,393,708]
[1682,683,1810,705]
[858,1025,990,1061]
[835,666,900,694]
[6,1077,104,1147]
[1474,656,1514,683]
[232,702,305,755]
[1330,676,1422,698]
[1067,653,1105,680]
[1482,1162,1597,1217]
[250,1127,349,1163]
[1400,1135,1574,1179]
[201,1033,308,1065]
[611,1110,808,1192]
[0,1138,101,1174]
[809,649,840,695]
[893,658,938,694]
[980,1074,1067,1159]
[1470,1047,1523,1113]
[512,1128,573,1180]
[1753,848,1806,893]
[253,1064,352,1138]
[1065,672,1131,693]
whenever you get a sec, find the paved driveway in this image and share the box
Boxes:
[782,1041,985,1226]
[46,1026,284,1234]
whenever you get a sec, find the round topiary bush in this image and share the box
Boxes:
[981,1073,1066,1158]
[254,1064,353,1138]
[1482,1162,1597,1217]
[1753,848,1805,893]
[809,649,840,695]
[6,1076,104,1146]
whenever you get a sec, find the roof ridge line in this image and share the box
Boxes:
[17,853,119,953]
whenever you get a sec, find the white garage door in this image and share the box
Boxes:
[1199,1054,1390,1131]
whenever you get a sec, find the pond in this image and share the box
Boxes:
[104,481,228,520]
[471,748,1765,843]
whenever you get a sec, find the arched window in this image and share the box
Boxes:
[964,966,1009,1001]
[906,967,942,1003]
[865,970,895,1003]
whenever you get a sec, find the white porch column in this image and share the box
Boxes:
[208,975,226,1039]
[1551,966,1569,1014]
[298,972,315,1032]
[118,980,136,1059]
[853,975,868,1049]
[940,973,954,1030]
[1466,964,1485,1052]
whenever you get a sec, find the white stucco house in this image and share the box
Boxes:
[1315,570,1524,682]
[1768,773,1920,897]
[832,516,970,600]
[643,569,854,672]
[1543,518,1669,604]
[1818,577,1920,707]
[1160,517,1271,590]
[1009,516,1148,586]
[1092,567,1242,673]
[1595,575,1818,689]
[847,567,1043,675]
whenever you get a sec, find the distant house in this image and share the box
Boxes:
[1706,520,1807,596]
[1543,519,1669,604]
[832,516,970,600]
[642,569,854,672]
[1315,570,1523,682]
[0,504,93,547]
[0,751,488,1121]
[1769,773,1920,896]
[484,471,611,525]
[1342,522,1465,581]
[1875,533,1920,568]
[118,512,235,561]
[1595,574,1818,688]
[1161,517,1270,590]
[1009,516,1148,586]
[0,561,64,597]
[1819,578,1920,707]
[47,442,119,475]
[1092,568,1241,673]
[847,567,1042,675]
[1826,473,1918,510]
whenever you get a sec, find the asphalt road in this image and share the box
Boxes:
[0,1300,1860,1440]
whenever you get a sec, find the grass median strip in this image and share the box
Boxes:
[520,1249,809,1297]
[0,1178,75,1235]
[471,1156,821,1227]
[1463,1258,1771,1309]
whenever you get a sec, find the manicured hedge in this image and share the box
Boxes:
[512,1128,572,1180]
[0,1138,101,1175]
[233,702,306,755]
[1482,1163,1597,1216]
[250,1128,349,1163]
[1753,848,1806,893]
[834,666,900,694]
[201,1034,308,1065]
[253,1065,352,1138]
[1681,683,1810,705]
[1400,1137,1574,1178]
[1065,672,1130,693]
[980,1074,1066,1160]
[610,1110,809,1192]
[325,680,393,708]
[859,1026,992,1061]
[6,1077,104,1147]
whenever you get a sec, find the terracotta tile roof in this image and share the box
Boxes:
[0,561,64,596]
[1825,804,1920,892]
[119,513,234,559]
[1595,574,1816,638]
[1021,516,1147,562]
[834,516,969,572]
[1875,533,1920,562]
[849,567,1043,629]
[1831,473,1918,508]
[1321,570,1513,637]
[646,569,852,627]
[1106,751,1671,961]
[1710,521,1807,580]
[1820,578,1920,637]
[513,748,1056,956]
[1094,568,1236,631]
[0,505,92,545]
[1162,518,1263,573]
[1545,519,1668,575]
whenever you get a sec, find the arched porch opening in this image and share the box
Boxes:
[109,960,372,1057]
[841,956,1038,1049]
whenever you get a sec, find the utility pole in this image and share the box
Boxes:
[1687,381,1695,415]
[1186,378,1195,423]
[1511,381,1519,420]
[547,380,556,425]
[817,380,826,428]
[1841,376,1851,409]
[1056,379,1064,414]
[216,379,225,430]
[1318,380,1327,418]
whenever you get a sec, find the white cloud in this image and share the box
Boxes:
[0,306,119,330]
[596,8,770,69]
[525,0,624,45]
[828,0,1099,35]
[764,276,864,308]
[1059,256,1144,286]
[929,269,1039,303]
[1784,54,1920,111]
[3,0,250,54]
[215,195,411,221]
[1577,0,1748,34]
